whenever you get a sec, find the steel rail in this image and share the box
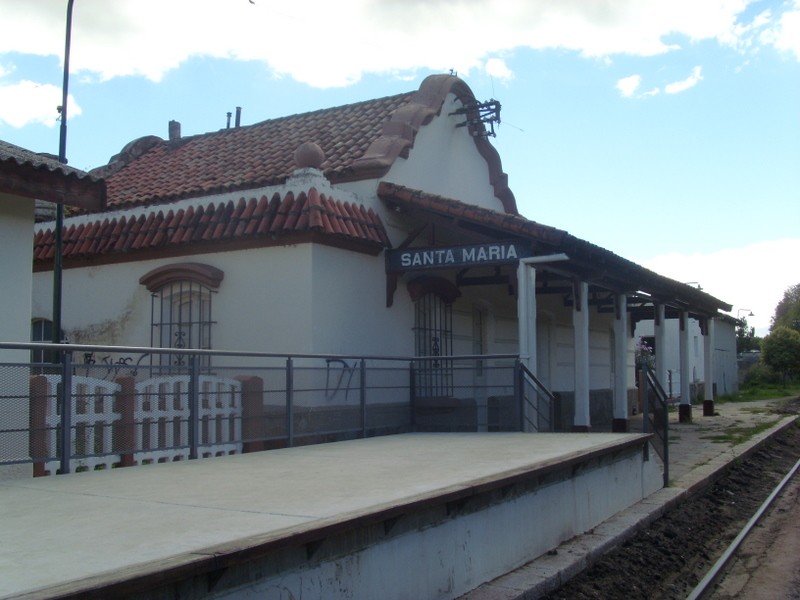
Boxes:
[686,453,800,600]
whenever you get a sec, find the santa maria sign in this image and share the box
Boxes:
[386,241,532,273]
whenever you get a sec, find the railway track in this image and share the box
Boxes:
[688,455,800,599]
[542,416,800,600]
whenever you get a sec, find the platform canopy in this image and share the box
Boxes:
[0,139,106,211]
[378,180,732,323]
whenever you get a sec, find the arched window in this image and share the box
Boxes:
[140,263,223,368]
[408,277,460,398]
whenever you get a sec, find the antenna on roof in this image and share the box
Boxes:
[450,100,501,138]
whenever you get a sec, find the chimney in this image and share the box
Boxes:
[235,107,241,128]
[168,120,181,141]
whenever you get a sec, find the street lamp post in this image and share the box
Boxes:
[53,0,75,345]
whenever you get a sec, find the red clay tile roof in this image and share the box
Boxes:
[0,139,105,210]
[378,181,566,245]
[90,75,516,214]
[33,188,389,266]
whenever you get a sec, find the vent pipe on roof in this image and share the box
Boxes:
[235,106,241,128]
[226,112,232,128]
[168,120,181,141]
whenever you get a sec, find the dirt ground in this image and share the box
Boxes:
[542,398,800,600]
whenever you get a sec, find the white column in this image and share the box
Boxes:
[516,262,537,375]
[517,254,569,375]
[613,293,629,428]
[703,317,715,415]
[573,280,590,431]
[654,303,667,386]
[679,310,692,422]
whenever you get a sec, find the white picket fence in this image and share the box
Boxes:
[39,374,242,474]
[134,375,242,464]
[42,375,121,473]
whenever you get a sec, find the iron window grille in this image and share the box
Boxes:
[149,280,217,371]
[414,292,454,398]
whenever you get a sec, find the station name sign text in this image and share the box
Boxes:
[386,241,532,273]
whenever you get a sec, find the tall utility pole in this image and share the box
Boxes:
[53,0,75,344]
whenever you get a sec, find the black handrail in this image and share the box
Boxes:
[516,360,555,432]
[639,362,669,486]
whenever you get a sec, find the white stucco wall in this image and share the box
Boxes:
[309,245,409,356]
[0,193,34,479]
[714,319,739,395]
[0,194,34,354]
[342,93,509,249]
[32,245,318,356]
[381,94,503,212]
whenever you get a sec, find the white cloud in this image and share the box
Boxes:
[642,239,800,336]
[0,0,789,89]
[484,58,513,81]
[664,66,703,94]
[616,74,642,98]
[616,75,661,99]
[765,0,800,60]
[0,80,82,128]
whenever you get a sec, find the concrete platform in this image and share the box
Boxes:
[1,431,657,600]
[3,398,793,600]
[460,398,799,599]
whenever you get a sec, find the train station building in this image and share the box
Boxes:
[29,74,734,432]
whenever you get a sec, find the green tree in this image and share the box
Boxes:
[736,317,761,354]
[760,326,800,384]
[771,283,800,332]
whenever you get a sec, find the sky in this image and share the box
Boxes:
[1,0,798,336]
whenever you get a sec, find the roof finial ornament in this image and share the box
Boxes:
[294,142,325,170]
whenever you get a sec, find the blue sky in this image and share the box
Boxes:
[1,0,798,334]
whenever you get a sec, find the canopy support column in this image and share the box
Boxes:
[654,303,667,388]
[703,317,716,416]
[573,280,590,432]
[517,254,569,432]
[612,293,629,432]
[679,310,692,423]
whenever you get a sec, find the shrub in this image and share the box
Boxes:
[761,326,800,384]
[742,362,780,387]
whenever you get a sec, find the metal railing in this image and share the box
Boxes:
[639,362,670,486]
[0,342,551,477]
[516,361,555,432]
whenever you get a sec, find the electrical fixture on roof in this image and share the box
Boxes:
[450,99,501,138]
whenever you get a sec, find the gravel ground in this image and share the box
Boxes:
[541,399,800,600]
[709,468,800,600]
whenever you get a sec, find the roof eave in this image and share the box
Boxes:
[0,159,106,211]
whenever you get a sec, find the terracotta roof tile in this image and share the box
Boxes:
[34,188,389,265]
[378,181,569,245]
[93,93,412,210]
[85,75,516,214]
